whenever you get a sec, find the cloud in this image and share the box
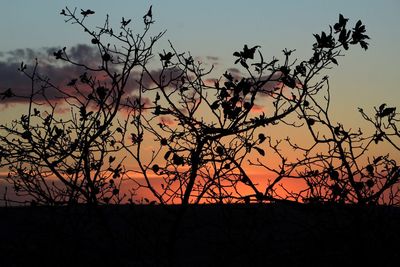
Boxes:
[0,45,103,104]
[206,56,219,61]
[0,44,166,107]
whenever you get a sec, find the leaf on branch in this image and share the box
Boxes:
[96,86,108,100]
[210,101,220,110]
[254,146,265,156]
[366,179,374,188]
[112,188,119,195]
[223,163,231,170]
[215,146,224,156]
[329,169,339,180]
[109,156,116,163]
[102,53,111,62]
[160,138,168,146]
[374,132,385,144]
[53,49,64,60]
[164,150,172,160]
[151,164,160,173]
[81,9,95,17]
[258,133,266,144]
[21,131,31,140]
[334,14,349,33]
[373,156,383,164]
[223,72,234,82]
[159,51,174,66]
[366,164,374,176]
[242,45,260,60]
[172,154,184,165]
[143,5,153,21]
[0,88,14,100]
[121,17,131,27]
[307,118,315,126]
[379,107,396,118]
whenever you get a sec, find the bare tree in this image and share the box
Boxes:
[2,8,396,207]
[249,19,399,205]
[123,14,378,206]
[0,7,164,205]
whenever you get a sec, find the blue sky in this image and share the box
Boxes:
[1,0,400,124]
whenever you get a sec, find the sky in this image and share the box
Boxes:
[1,0,399,123]
[0,0,399,203]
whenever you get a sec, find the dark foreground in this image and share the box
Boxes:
[1,203,399,267]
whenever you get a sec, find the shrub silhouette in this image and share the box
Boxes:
[0,7,398,206]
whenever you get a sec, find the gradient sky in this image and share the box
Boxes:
[0,0,399,203]
[1,0,399,124]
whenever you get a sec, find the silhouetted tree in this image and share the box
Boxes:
[1,8,398,207]
[0,7,164,205]
[123,14,390,206]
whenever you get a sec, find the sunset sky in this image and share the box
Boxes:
[0,1,399,202]
[1,0,399,124]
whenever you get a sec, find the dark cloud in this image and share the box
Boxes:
[0,44,116,105]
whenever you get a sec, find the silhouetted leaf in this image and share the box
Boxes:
[242,45,260,59]
[379,107,396,117]
[379,103,386,112]
[53,49,63,59]
[81,9,95,17]
[243,102,252,110]
[307,118,315,126]
[258,133,266,144]
[282,76,296,88]
[143,5,152,20]
[210,101,220,110]
[223,71,234,81]
[254,146,265,156]
[329,170,339,180]
[223,163,231,170]
[109,156,116,163]
[96,86,108,100]
[374,132,384,144]
[121,17,131,27]
[366,179,374,188]
[373,156,383,164]
[172,154,184,165]
[152,164,160,173]
[160,138,168,146]
[1,88,14,100]
[102,53,111,61]
[216,146,224,156]
[159,51,174,66]
[164,150,171,160]
[366,164,374,176]
[240,60,249,69]
[354,182,364,191]
[21,131,31,140]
